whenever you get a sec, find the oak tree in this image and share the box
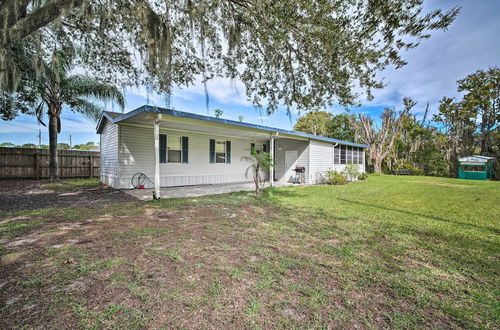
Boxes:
[457,67,499,155]
[1,0,460,116]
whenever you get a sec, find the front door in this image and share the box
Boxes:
[285,150,298,182]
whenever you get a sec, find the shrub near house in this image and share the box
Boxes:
[324,164,363,185]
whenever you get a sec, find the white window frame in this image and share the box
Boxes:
[215,139,226,163]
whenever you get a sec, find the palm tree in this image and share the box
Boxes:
[242,151,274,194]
[12,48,125,181]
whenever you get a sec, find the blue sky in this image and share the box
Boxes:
[1,0,499,146]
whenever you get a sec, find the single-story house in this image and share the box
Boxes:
[96,105,368,196]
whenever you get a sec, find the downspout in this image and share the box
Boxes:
[364,148,367,172]
[269,133,276,187]
[153,114,162,199]
[117,124,120,188]
[308,139,312,184]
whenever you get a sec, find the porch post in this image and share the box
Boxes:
[153,117,161,199]
[362,148,366,171]
[308,139,312,184]
[270,134,275,187]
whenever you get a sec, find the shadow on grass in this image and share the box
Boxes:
[265,187,498,233]
[265,189,499,279]
[262,187,305,199]
[336,198,500,235]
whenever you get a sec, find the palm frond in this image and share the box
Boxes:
[68,98,104,122]
[35,101,47,127]
[244,164,256,179]
[62,75,125,110]
[45,48,75,85]
[241,155,256,164]
[242,152,274,180]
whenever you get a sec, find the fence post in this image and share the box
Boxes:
[89,154,93,178]
[34,150,39,180]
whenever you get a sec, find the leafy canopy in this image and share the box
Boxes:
[457,67,499,154]
[294,111,355,141]
[1,0,460,114]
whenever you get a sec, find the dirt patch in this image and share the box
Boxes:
[0,179,137,212]
[1,201,277,328]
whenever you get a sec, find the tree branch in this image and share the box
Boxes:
[0,0,84,49]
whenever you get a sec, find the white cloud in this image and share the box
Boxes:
[362,0,500,114]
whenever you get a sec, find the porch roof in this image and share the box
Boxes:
[97,105,369,148]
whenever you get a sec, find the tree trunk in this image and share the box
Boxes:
[48,114,60,181]
[255,165,260,194]
[374,158,383,173]
[480,130,493,155]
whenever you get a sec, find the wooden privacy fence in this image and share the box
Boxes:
[0,147,100,179]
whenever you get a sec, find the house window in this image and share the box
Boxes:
[334,145,340,164]
[215,140,226,163]
[210,139,231,164]
[250,143,267,154]
[347,146,353,164]
[159,134,188,164]
[340,145,346,164]
[168,137,182,163]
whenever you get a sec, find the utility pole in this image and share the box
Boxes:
[37,129,41,148]
[69,135,72,149]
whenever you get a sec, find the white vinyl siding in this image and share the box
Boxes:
[309,140,334,184]
[99,120,365,189]
[274,139,309,184]
[117,125,260,189]
[99,119,119,186]
[307,140,367,184]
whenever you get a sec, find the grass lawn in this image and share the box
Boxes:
[1,175,499,328]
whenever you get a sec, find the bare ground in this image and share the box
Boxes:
[1,202,303,329]
[0,198,458,329]
[0,180,137,212]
